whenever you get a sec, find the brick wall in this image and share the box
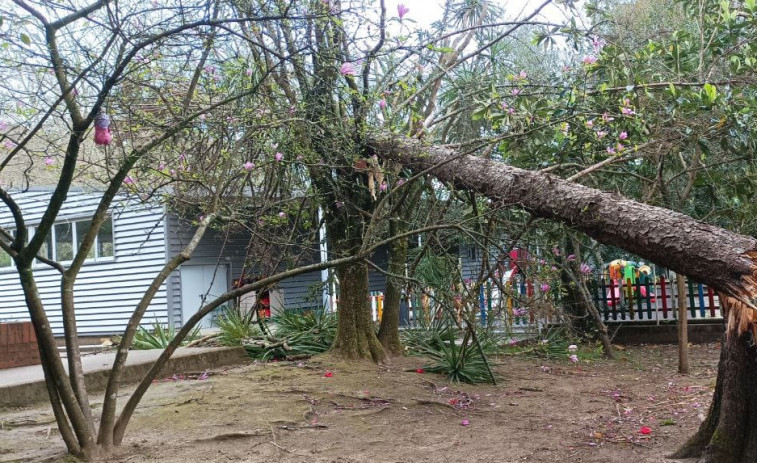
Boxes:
[0,322,41,369]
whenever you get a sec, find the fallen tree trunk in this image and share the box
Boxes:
[370,134,757,462]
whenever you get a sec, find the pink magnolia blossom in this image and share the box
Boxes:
[591,36,605,53]
[582,56,597,65]
[619,131,628,140]
[243,161,254,171]
[580,262,592,274]
[274,152,284,162]
[541,283,550,292]
[552,247,560,256]
[621,106,635,116]
[278,211,286,218]
[379,99,387,109]
[379,181,388,192]
[245,68,253,77]
[567,254,576,261]
[44,157,55,166]
[519,70,527,79]
[606,146,617,155]
[397,3,409,19]
[340,62,356,76]
[596,130,608,139]
[602,112,614,123]
[123,176,135,185]
[396,178,405,187]
[569,354,579,363]
[511,88,521,96]
[585,119,594,128]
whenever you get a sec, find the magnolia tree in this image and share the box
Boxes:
[0,0,560,457]
[0,0,372,458]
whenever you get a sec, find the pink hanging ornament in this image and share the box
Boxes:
[94,112,112,146]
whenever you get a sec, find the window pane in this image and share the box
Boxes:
[55,223,73,261]
[43,231,53,260]
[97,218,114,258]
[0,235,10,267]
[1,229,15,268]
[32,227,53,263]
[76,221,95,259]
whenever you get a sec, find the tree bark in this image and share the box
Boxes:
[369,135,757,298]
[670,295,757,462]
[377,217,407,356]
[332,261,386,362]
[370,134,757,461]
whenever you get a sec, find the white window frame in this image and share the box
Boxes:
[0,217,115,272]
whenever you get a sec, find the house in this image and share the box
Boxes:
[0,188,389,336]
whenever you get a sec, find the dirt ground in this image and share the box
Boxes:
[0,343,720,463]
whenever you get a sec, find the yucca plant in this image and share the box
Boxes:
[244,309,337,360]
[216,306,262,346]
[131,322,201,350]
[419,326,494,384]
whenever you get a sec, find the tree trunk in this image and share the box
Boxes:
[670,295,757,462]
[331,261,386,362]
[370,134,757,461]
[370,135,757,297]
[377,218,407,356]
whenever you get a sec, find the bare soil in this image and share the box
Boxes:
[0,343,720,462]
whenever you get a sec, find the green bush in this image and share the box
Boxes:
[419,329,494,384]
[131,322,200,350]
[244,309,337,360]
[403,314,495,384]
[216,306,262,346]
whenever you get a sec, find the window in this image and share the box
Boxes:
[0,231,11,268]
[0,217,114,269]
[52,217,114,262]
[97,219,114,258]
[76,221,95,260]
[55,223,74,261]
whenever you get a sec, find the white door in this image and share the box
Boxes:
[180,265,229,329]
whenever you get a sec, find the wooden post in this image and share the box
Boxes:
[676,273,690,375]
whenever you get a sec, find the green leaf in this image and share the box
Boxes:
[703,83,717,104]
[426,44,454,53]
[20,33,31,45]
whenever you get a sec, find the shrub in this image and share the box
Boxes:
[131,322,200,350]
[216,306,262,346]
[244,309,337,360]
